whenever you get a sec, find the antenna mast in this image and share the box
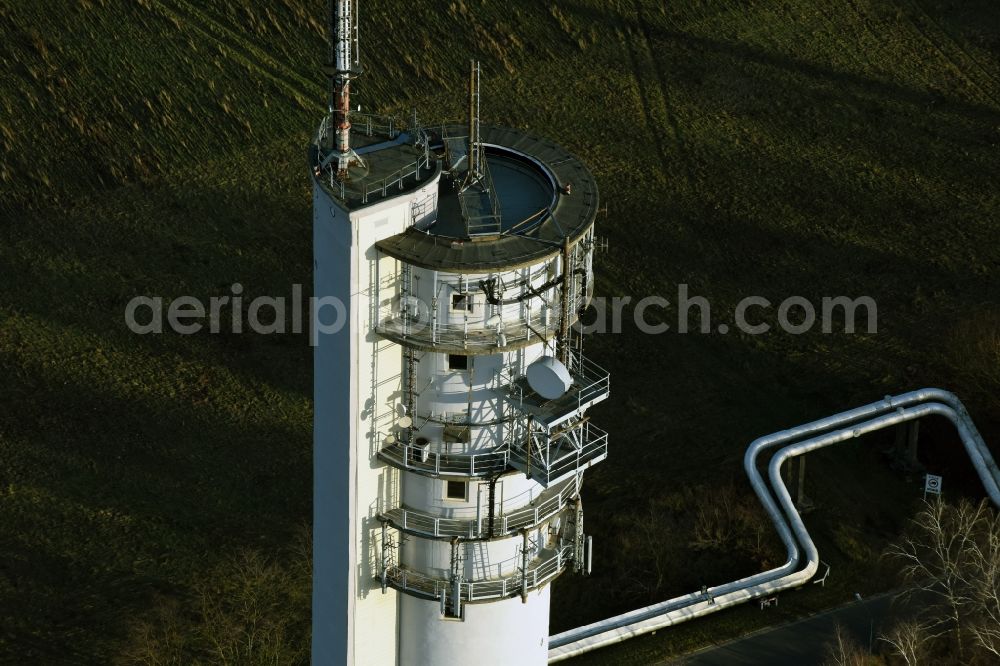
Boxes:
[328,0,363,179]
[462,60,485,190]
[467,60,483,184]
[457,60,502,236]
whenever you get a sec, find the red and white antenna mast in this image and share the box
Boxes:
[328,0,363,179]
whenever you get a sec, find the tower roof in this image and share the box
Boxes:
[376,125,599,273]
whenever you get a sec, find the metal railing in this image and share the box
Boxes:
[360,151,434,204]
[349,111,398,139]
[380,478,578,540]
[416,409,515,427]
[500,349,610,421]
[377,441,510,477]
[313,111,436,206]
[570,353,612,411]
[376,290,586,354]
[459,153,503,236]
[316,110,399,147]
[510,421,609,487]
[373,247,589,352]
[383,544,575,602]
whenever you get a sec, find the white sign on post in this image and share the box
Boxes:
[924,474,943,499]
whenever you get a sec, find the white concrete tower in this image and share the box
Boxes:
[311,10,608,665]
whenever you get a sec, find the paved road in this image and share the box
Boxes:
[670,591,918,665]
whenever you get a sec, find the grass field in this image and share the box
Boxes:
[1,0,999,663]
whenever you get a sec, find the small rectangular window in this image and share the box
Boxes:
[445,480,468,501]
[448,354,469,371]
[452,293,474,312]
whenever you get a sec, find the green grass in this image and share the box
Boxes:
[2,0,999,663]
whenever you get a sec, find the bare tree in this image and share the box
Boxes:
[688,481,775,567]
[116,595,189,666]
[196,548,310,665]
[690,483,738,551]
[634,499,674,593]
[878,619,942,666]
[118,527,312,665]
[966,508,1000,659]
[885,499,987,660]
[823,623,869,666]
[886,499,1000,663]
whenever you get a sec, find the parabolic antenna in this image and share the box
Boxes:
[398,415,413,429]
[384,434,396,445]
[526,356,572,400]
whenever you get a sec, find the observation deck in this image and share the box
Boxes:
[498,352,610,430]
[376,440,510,478]
[383,544,574,603]
[379,477,579,541]
[375,125,600,273]
[311,112,441,209]
[374,309,567,356]
[509,421,609,488]
[374,269,588,355]
[376,423,607,488]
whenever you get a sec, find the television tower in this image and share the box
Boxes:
[311,3,608,664]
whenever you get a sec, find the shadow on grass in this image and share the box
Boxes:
[561,1,1000,122]
[0,348,310,662]
[548,190,998,633]
[1,178,314,401]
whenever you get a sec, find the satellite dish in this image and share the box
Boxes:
[384,434,396,445]
[526,356,572,400]
[398,415,413,429]
[485,314,503,328]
